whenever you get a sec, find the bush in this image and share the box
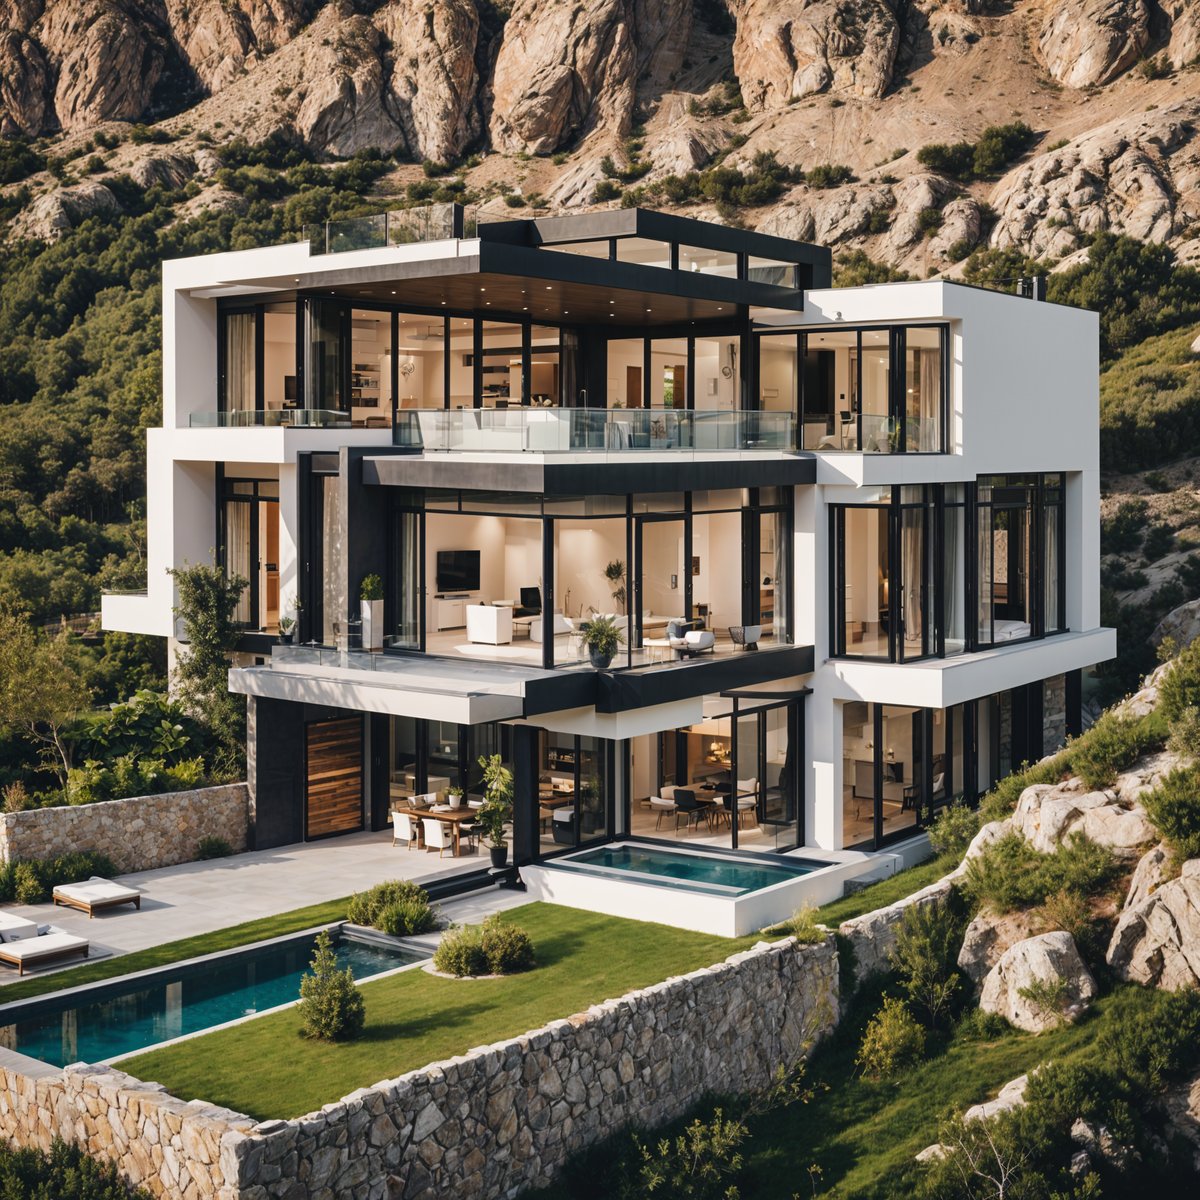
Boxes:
[592,180,621,202]
[1167,705,1200,761]
[0,850,118,905]
[432,924,488,976]
[856,997,926,1078]
[890,900,966,1027]
[298,930,365,1041]
[1159,639,1200,722]
[804,163,854,189]
[1141,765,1200,861]
[955,1007,1012,1042]
[1016,977,1071,1027]
[12,862,42,905]
[1068,710,1161,789]
[1143,523,1176,561]
[0,1137,151,1199]
[926,803,981,860]
[978,752,1068,823]
[964,832,1116,913]
[1099,987,1200,1094]
[196,836,231,860]
[346,880,435,933]
[376,894,438,937]
[773,902,826,944]
[916,141,974,179]
[481,913,535,973]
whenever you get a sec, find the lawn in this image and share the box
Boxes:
[0,897,353,1005]
[118,903,759,1120]
[815,853,952,926]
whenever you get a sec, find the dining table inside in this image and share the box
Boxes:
[392,802,479,856]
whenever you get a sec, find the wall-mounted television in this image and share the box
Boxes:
[436,550,480,593]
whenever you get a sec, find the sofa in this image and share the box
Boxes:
[530,613,573,642]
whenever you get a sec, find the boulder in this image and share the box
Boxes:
[1153,597,1200,654]
[489,0,636,154]
[1166,1,1200,70]
[929,196,983,261]
[838,876,955,989]
[10,181,121,241]
[1117,659,1174,720]
[129,152,196,191]
[1080,801,1156,852]
[1124,843,1173,909]
[1164,1071,1200,1171]
[915,1143,948,1163]
[964,1072,1029,1122]
[1036,0,1151,89]
[811,183,894,244]
[731,0,900,111]
[1010,770,1157,857]
[757,202,817,243]
[1110,748,1189,805]
[949,819,1011,878]
[879,173,957,259]
[957,908,1041,987]
[1012,782,1110,854]
[979,932,1098,1033]
[1106,860,1200,989]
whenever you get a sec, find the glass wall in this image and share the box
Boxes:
[615,238,671,269]
[944,485,966,655]
[264,303,296,413]
[538,732,610,854]
[649,338,688,408]
[607,337,644,408]
[223,311,257,416]
[607,327,742,411]
[306,299,345,411]
[693,334,739,411]
[679,244,737,277]
[350,308,391,426]
[795,325,947,453]
[220,477,279,631]
[396,314,446,409]
[833,494,890,659]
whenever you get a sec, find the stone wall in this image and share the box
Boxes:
[0,784,249,873]
[0,937,838,1200]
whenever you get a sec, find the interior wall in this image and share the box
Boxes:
[351,315,391,423]
[555,519,627,620]
[692,511,742,632]
[758,342,795,412]
[692,338,737,411]
[606,340,643,408]
[640,520,686,618]
[425,513,507,604]
[503,520,542,604]
[263,311,295,410]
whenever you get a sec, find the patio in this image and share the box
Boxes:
[0,829,486,975]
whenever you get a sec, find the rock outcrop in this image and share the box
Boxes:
[1010,773,1157,857]
[379,0,481,164]
[1153,597,1200,653]
[1124,843,1174,909]
[10,181,121,242]
[0,27,49,136]
[1036,0,1151,89]
[957,908,1041,987]
[1107,859,1200,989]
[964,1072,1030,1121]
[979,931,1099,1032]
[489,0,636,155]
[731,0,900,111]
[988,106,1196,260]
[838,876,956,988]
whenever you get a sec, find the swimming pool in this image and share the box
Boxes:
[564,844,824,896]
[0,929,425,1067]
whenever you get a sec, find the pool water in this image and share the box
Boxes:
[563,844,822,896]
[0,932,423,1067]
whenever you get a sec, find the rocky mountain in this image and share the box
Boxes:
[4,0,1200,274]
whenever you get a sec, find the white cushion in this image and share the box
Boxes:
[684,630,715,650]
[530,613,572,642]
[0,932,88,963]
[54,877,141,905]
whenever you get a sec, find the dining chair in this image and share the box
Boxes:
[422,817,453,858]
[391,811,417,850]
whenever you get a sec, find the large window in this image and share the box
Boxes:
[972,474,1065,648]
[607,326,744,411]
[788,325,948,453]
[219,476,280,631]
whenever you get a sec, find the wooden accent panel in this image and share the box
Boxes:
[305,718,364,839]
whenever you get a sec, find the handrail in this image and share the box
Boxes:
[188,410,353,429]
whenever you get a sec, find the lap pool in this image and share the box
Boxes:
[522,841,893,937]
[0,928,425,1068]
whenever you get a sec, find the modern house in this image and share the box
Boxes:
[102,204,1114,917]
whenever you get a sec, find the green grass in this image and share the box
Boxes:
[815,853,952,927]
[118,903,758,1120]
[0,896,354,1004]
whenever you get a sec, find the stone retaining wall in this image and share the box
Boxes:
[0,937,838,1200]
[0,784,249,873]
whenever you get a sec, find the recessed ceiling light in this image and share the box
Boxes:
[480,287,486,292]
[646,308,652,313]
[545,286,552,291]
[391,290,396,295]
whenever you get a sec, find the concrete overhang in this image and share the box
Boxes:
[826,627,1117,709]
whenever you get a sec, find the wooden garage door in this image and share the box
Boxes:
[305,718,364,839]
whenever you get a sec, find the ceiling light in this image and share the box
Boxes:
[545,286,552,290]
[480,287,486,292]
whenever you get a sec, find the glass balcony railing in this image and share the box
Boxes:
[303,203,483,255]
[188,409,354,429]
[393,408,796,453]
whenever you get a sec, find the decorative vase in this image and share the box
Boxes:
[361,598,384,651]
[489,844,509,869]
[588,646,614,668]
[448,793,463,809]
[277,631,294,645]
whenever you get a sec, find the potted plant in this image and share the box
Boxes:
[278,594,300,644]
[447,784,464,810]
[360,574,384,651]
[604,559,626,615]
[476,753,513,869]
[579,614,623,669]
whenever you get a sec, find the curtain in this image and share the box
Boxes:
[977,504,993,645]
[1043,504,1060,632]
[771,512,789,644]
[224,501,252,625]
[396,510,420,648]
[225,313,256,416]
[920,348,940,451]
[901,507,924,651]
[322,476,344,645]
[943,505,963,653]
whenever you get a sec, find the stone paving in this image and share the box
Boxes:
[0,829,506,983]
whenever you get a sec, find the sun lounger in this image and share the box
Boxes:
[52,876,142,918]
[0,913,38,942]
[0,931,89,975]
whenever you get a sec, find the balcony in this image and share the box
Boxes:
[303,204,485,256]
[188,409,363,429]
[392,408,797,454]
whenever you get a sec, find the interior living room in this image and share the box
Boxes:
[401,489,791,669]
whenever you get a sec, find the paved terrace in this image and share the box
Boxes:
[0,830,521,984]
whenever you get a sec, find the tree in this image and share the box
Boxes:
[167,562,247,776]
[0,603,91,795]
[298,930,365,1041]
[890,899,966,1028]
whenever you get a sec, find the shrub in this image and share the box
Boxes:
[298,930,365,1041]
[376,894,438,937]
[971,121,1035,176]
[1099,987,1200,1094]
[0,1137,151,1199]
[804,163,854,189]
[0,851,118,905]
[592,180,621,202]
[1068,710,1160,789]
[346,880,434,932]
[1042,833,1120,898]
[916,206,943,237]
[774,902,826,944]
[13,862,43,905]
[196,836,231,860]
[1167,705,1200,761]
[890,899,966,1027]
[633,1108,750,1198]
[1016,977,1071,1027]
[1159,638,1200,721]
[432,924,488,976]
[926,803,981,860]
[977,752,1068,823]
[1102,498,1149,553]
[1143,523,1176,562]
[964,832,1116,913]
[1141,764,1200,860]
[856,997,926,1078]
[916,141,974,179]
[480,913,535,973]
[955,1007,1012,1041]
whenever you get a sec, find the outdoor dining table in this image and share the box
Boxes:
[393,804,478,856]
